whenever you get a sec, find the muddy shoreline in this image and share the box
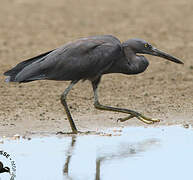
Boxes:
[0,0,193,137]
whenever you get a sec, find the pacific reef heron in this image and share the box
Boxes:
[4,35,183,133]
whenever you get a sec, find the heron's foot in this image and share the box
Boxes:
[118,113,160,124]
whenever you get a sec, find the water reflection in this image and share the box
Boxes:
[0,126,193,180]
[95,138,158,180]
[63,136,76,179]
[61,135,159,180]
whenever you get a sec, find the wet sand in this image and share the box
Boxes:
[0,0,193,137]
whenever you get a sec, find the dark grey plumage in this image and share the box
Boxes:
[4,35,183,83]
[5,35,120,82]
[4,35,183,133]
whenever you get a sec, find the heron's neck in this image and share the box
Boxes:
[124,47,136,59]
[103,47,149,75]
[122,47,149,74]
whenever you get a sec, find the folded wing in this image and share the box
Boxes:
[4,35,122,83]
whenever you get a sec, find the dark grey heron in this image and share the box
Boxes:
[4,35,183,134]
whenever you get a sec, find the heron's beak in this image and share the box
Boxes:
[146,48,183,64]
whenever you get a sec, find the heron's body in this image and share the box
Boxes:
[5,35,148,83]
[4,35,183,133]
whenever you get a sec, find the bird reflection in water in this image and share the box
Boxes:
[62,136,159,180]
[63,136,77,179]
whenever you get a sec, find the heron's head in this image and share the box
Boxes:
[3,167,10,173]
[122,38,183,64]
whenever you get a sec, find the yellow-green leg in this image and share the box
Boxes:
[60,80,79,134]
[92,79,160,124]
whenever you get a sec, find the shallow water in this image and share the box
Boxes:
[0,126,193,180]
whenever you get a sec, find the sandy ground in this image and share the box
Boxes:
[0,0,193,137]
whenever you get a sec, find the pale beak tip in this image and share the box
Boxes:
[177,60,184,65]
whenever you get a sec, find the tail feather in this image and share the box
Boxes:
[4,50,54,82]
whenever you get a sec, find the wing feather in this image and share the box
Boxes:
[7,35,122,82]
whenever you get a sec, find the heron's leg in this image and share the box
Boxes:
[92,80,160,124]
[60,80,79,133]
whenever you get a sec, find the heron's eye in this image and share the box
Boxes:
[144,43,152,49]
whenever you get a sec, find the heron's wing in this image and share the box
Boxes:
[10,36,122,82]
[43,39,121,81]
[4,50,54,82]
